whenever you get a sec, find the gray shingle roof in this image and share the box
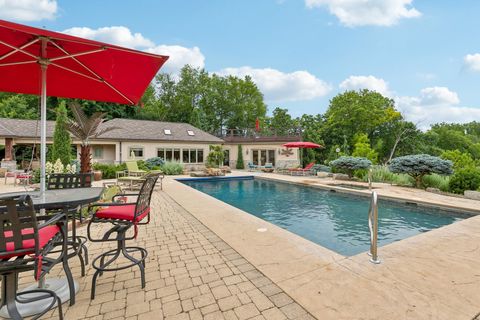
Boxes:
[0,118,223,143]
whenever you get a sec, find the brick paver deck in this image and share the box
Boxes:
[33,191,314,320]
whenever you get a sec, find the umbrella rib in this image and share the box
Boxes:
[0,60,37,67]
[48,47,107,62]
[0,39,38,60]
[0,37,39,61]
[50,41,134,105]
[49,62,104,82]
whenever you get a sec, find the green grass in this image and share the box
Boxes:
[359,165,414,187]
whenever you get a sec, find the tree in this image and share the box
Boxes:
[330,156,372,178]
[0,94,38,119]
[352,134,378,163]
[50,101,72,166]
[269,108,296,136]
[66,103,118,173]
[321,90,401,151]
[236,145,245,169]
[441,150,475,170]
[207,145,224,168]
[389,154,453,188]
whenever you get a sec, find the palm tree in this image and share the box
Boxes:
[66,103,119,173]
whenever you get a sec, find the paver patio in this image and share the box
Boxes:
[16,190,313,320]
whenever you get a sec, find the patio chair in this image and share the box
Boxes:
[0,195,72,319]
[87,173,160,299]
[288,162,315,176]
[47,173,93,277]
[125,160,147,176]
[247,162,258,171]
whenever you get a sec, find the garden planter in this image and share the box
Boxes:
[93,170,102,181]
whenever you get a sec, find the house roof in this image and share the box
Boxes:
[0,118,223,143]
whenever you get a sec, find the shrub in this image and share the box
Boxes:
[92,162,126,179]
[236,145,245,169]
[50,101,72,166]
[161,161,184,175]
[145,157,165,170]
[448,167,480,194]
[389,154,453,188]
[422,174,450,192]
[359,166,414,186]
[330,156,372,178]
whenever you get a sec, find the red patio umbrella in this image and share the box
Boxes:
[283,141,323,167]
[0,19,169,194]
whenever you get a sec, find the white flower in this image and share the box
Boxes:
[53,159,64,173]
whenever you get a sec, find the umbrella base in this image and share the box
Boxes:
[0,278,78,318]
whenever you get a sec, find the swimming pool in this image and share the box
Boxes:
[179,176,471,256]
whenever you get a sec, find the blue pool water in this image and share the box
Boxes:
[180,177,470,256]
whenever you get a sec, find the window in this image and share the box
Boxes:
[187,130,195,136]
[157,148,165,160]
[129,147,144,158]
[164,129,171,135]
[182,149,204,163]
[182,149,189,163]
[158,148,181,162]
[93,146,103,159]
[174,148,181,161]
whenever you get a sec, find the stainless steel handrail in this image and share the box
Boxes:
[368,191,381,264]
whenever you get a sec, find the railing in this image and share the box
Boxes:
[215,128,302,138]
[368,191,381,264]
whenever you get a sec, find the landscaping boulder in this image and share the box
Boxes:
[464,190,480,201]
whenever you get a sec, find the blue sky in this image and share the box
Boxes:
[1,0,480,128]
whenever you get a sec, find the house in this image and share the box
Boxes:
[0,118,300,170]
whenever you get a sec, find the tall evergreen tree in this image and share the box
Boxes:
[50,101,72,166]
[236,145,245,169]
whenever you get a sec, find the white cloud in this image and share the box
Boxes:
[217,66,331,102]
[305,0,421,27]
[62,26,154,49]
[146,45,205,74]
[339,75,391,96]
[0,0,57,21]
[464,53,480,72]
[418,86,459,105]
[395,87,479,130]
[62,26,205,75]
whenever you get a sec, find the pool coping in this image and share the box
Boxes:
[164,174,480,319]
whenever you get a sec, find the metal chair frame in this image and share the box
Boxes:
[47,173,93,277]
[0,195,73,319]
[86,173,160,299]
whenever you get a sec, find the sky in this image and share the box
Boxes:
[1,0,480,129]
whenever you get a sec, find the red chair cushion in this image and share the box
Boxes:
[95,204,149,222]
[1,225,60,258]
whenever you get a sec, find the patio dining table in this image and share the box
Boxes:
[0,187,104,318]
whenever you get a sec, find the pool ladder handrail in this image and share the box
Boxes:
[368,191,381,264]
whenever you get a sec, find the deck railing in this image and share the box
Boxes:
[215,128,302,142]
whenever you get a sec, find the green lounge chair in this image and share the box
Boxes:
[125,160,147,176]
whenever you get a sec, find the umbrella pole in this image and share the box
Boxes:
[40,40,47,197]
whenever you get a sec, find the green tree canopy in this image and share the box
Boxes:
[352,133,378,163]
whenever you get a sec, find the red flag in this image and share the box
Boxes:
[255,118,260,132]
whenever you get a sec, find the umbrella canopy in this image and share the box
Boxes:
[0,19,169,194]
[283,141,323,149]
[0,19,168,104]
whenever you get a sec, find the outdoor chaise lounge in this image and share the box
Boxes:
[288,162,315,176]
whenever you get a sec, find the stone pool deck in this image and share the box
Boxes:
[1,173,480,319]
